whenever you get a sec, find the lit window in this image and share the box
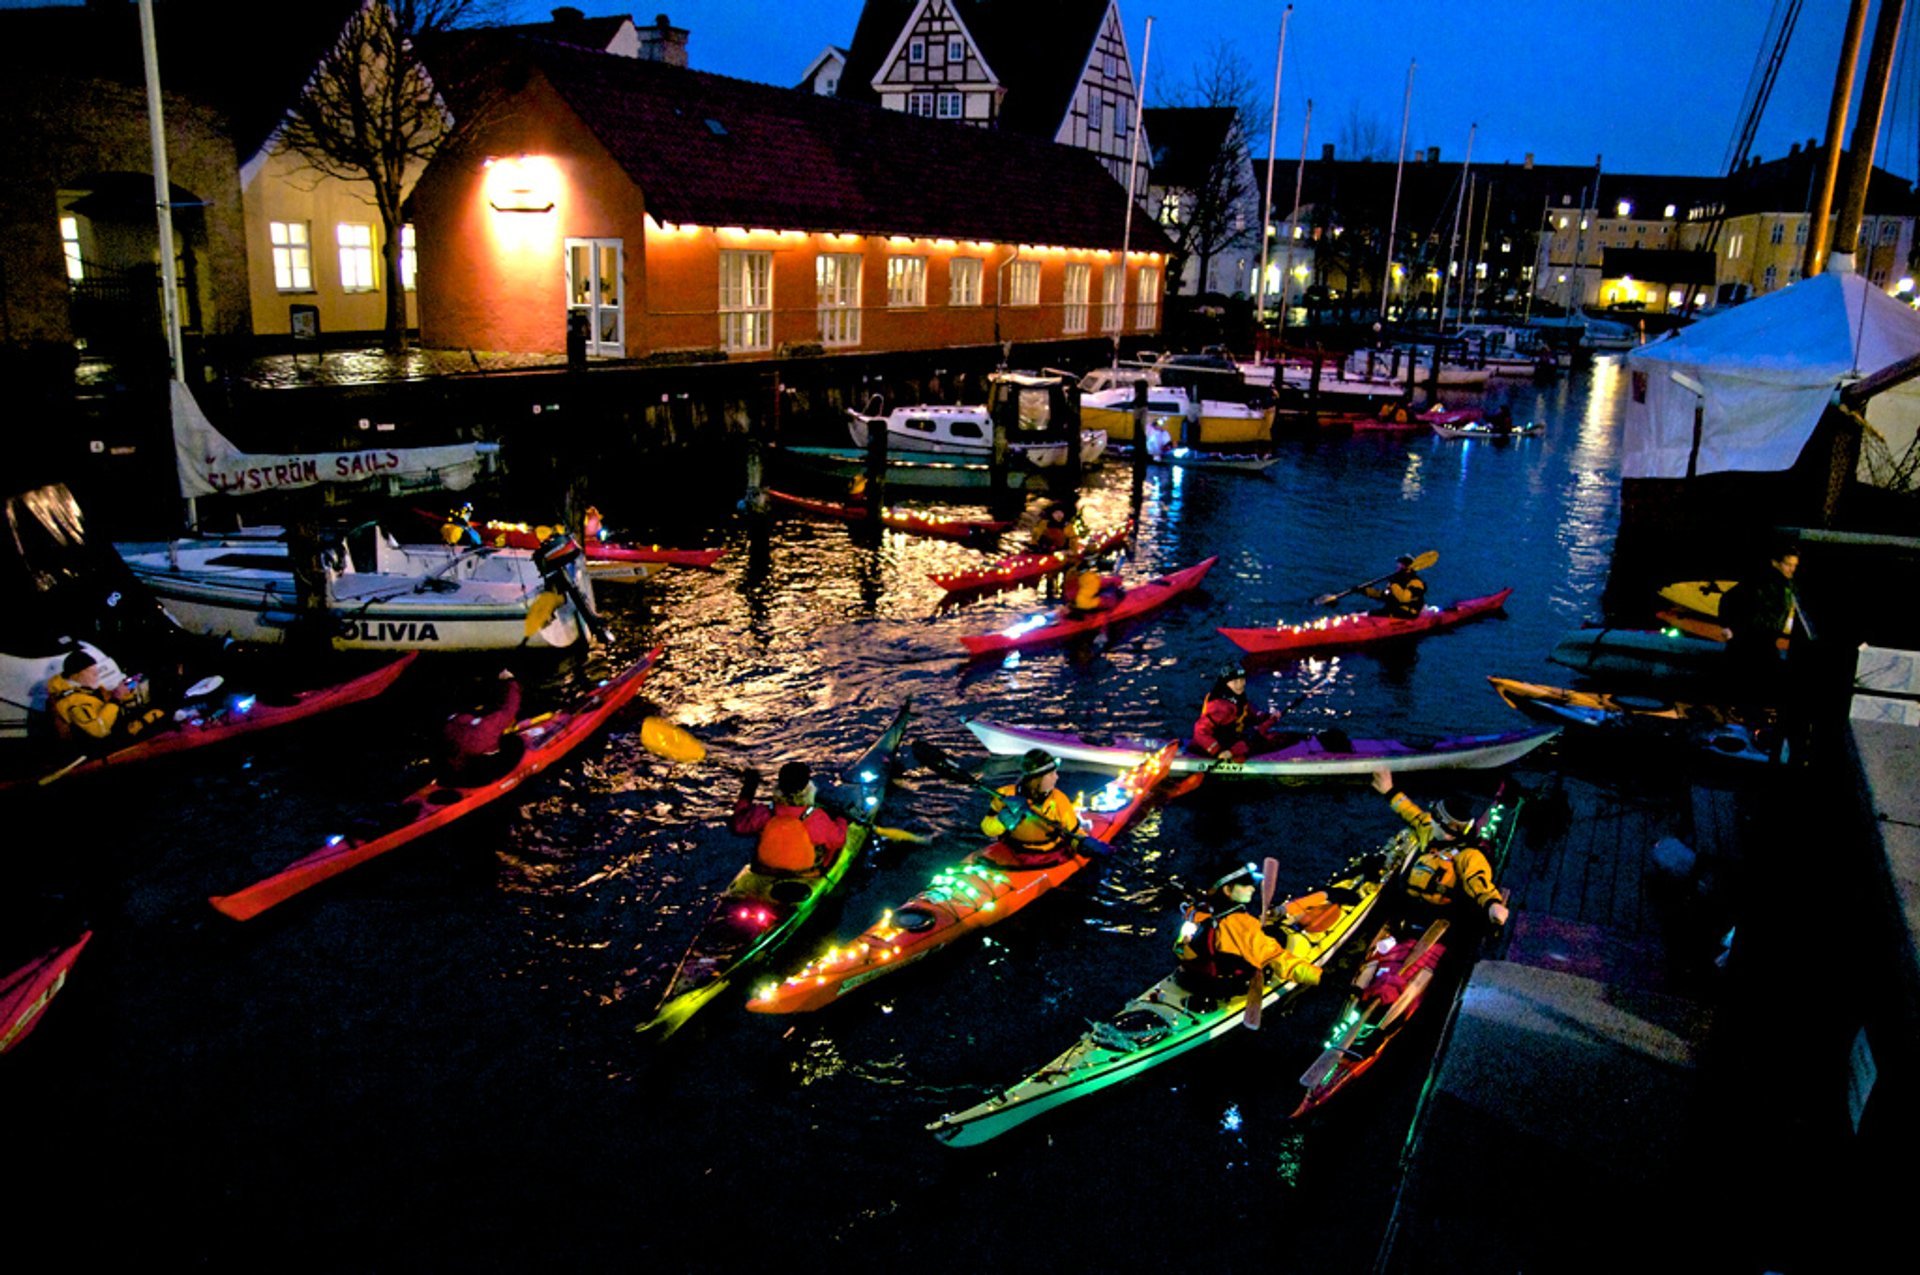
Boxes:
[908,91,934,117]
[60,215,83,281]
[1101,263,1123,331]
[1159,192,1181,225]
[1063,262,1090,333]
[270,221,312,291]
[816,253,862,346]
[400,224,417,292]
[1664,204,1677,218]
[1557,216,1568,230]
[887,255,927,306]
[909,39,924,63]
[948,37,964,62]
[1616,200,1632,217]
[719,249,773,351]
[337,222,376,292]
[1009,260,1041,306]
[950,256,982,306]
[1135,265,1161,328]
[937,92,962,119]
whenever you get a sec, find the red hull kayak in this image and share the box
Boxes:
[930,524,1130,594]
[1220,588,1512,656]
[209,647,661,920]
[766,490,1013,543]
[1,931,91,1053]
[959,557,1218,656]
[414,509,724,568]
[0,654,417,793]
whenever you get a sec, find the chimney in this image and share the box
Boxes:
[1321,142,1335,162]
[550,6,584,19]
[639,12,690,66]
[1789,141,1800,156]
[1524,152,1534,169]
[1426,145,1440,164]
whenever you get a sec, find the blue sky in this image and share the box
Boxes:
[499,0,1920,178]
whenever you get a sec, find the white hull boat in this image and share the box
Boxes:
[846,406,1105,469]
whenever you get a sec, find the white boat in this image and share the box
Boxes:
[844,404,1106,469]
[1449,324,1565,377]
[117,530,596,651]
[1345,346,1491,388]
[1076,362,1275,447]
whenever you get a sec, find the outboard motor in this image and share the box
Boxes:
[533,532,607,642]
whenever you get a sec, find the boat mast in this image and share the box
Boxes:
[139,0,194,527]
[1469,178,1492,324]
[1380,59,1415,322]
[1830,0,1907,275]
[1442,123,1475,332]
[1255,5,1292,346]
[1118,14,1153,368]
[1804,0,1872,277]
[1278,98,1312,338]
[1454,174,1475,330]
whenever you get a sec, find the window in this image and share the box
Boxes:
[908,38,924,63]
[937,92,962,119]
[908,91,934,117]
[719,249,772,351]
[1728,233,1744,259]
[337,222,376,291]
[1101,264,1123,331]
[1009,260,1040,305]
[947,37,964,62]
[950,256,982,306]
[888,255,927,306]
[270,221,312,291]
[1089,90,1102,132]
[1794,220,1808,245]
[1770,222,1785,245]
[400,224,417,292]
[1159,192,1181,225]
[1063,262,1090,333]
[1114,103,1127,143]
[1881,222,1899,243]
[59,215,83,281]
[566,237,623,353]
[1135,265,1161,328]
[816,252,862,346]
[949,420,984,439]
[1764,264,1778,290]
[1105,51,1118,77]
[905,418,936,432]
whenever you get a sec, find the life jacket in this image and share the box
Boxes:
[1032,523,1071,553]
[1403,847,1460,907]
[756,805,822,875]
[1358,930,1447,1009]
[1174,903,1260,985]
[48,674,119,741]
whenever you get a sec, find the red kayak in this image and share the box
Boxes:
[412,509,724,568]
[930,524,1131,594]
[1,931,91,1053]
[766,490,1014,543]
[209,647,662,920]
[0,654,417,793]
[1221,588,1512,656]
[959,557,1218,656]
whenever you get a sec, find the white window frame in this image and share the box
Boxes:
[1009,260,1041,306]
[719,249,773,352]
[270,220,312,292]
[1063,262,1090,333]
[908,91,935,117]
[816,252,862,346]
[60,215,84,282]
[908,38,925,63]
[566,237,625,355]
[937,91,963,119]
[950,256,983,306]
[1159,192,1182,225]
[1089,90,1102,133]
[948,37,965,62]
[337,222,377,292]
[400,224,417,292]
[1135,265,1161,328]
[1100,263,1123,331]
[888,255,927,307]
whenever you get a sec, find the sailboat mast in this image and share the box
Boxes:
[1443,123,1475,332]
[1278,98,1312,338]
[138,0,185,384]
[1831,0,1907,274]
[1255,5,1292,339]
[1380,59,1416,322]
[1805,0,1872,277]
[1118,14,1153,368]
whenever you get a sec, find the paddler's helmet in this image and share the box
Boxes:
[1395,553,1415,568]
[1208,862,1264,903]
[1019,748,1059,779]
[1431,800,1473,842]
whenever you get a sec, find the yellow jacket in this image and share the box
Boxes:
[982,785,1080,848]
[48,674,119,740]
[1386,790,1501,912]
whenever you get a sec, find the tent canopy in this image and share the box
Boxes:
[1621,272,1920,485]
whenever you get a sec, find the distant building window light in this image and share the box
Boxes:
[1616,200,1632,217]
[270,220,312,291]
[887,255,927,306]
[1009,259,1041,306]
[1664,204,1677,218]
[1101,263,1123,332]
[1063,261,1090,332]
[400,224,417,292]
[950,256,982,306]
[337,222,376,292]
[60,215,83,281]
[909,39,925,63]
[908,91,934,117]
[1159,192,1181,225]
[1557,216,1568,230]
[948,37,964,62]
[937,91,962,119]
[1579,218,1588,231]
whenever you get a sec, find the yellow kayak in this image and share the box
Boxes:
[1657,580,1737,618]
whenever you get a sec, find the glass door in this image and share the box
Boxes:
[565,238,623,355]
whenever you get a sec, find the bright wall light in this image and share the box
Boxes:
[484,156,559,213]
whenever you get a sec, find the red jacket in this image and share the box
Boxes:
[444,679,522,762]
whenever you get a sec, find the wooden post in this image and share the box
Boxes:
[1308,346,1323,419]
[863,396,889,521]
[1053,379,1083,499]
[1130,379,1149,498]
[1404,347,1419,410]
[1425,338,1442,402]
[745,374,770,516]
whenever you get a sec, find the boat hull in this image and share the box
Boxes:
[959,558,1218,656]
[1220,589,1512,656]
[1,931,92,1053]
[930,525,1130,594]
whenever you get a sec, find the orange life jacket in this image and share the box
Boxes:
[756,808,821,874]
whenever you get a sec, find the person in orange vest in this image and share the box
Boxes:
[1371,768,1509,927]
[980,748,1086,867]
[731,761,849,877]
[1028,504,1077,555]
[1173,863,1324,996]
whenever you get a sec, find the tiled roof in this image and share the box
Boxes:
[1140,107,1238,188]
[486,40,1164,252]
[491,10,632,52]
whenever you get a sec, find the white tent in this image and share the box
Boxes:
[1621,272,1920,487]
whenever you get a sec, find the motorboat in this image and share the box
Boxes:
[844,403,1105,469]
[1344,346,1491,388]
[1076,357,1275,447]
[1450,324,1565,377]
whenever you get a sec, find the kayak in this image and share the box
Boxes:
[926,833,1418,1146]
[958,557,1218,656]
[1488,676,1775,763]
[1292,791,1522,1117]
[413,509,725,568]
[765,490,1014,544]
[748,743,1180,1014]
[1220,588,1512,657]
[1430,421,1542,439]
[1,931,91,1054]
[208,647,662,920]
[637,701,914,1040]
[1106,446,1279,473]
[964,716,1559,778]
[1548,626,1727,680]
[1658,580,1738,617]
[930,525,1130,594]
[0,653,416,793]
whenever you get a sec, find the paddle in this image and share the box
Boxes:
[1312,550,1438,607]
[910,738,1114,857]
[1242,855,1282,1029]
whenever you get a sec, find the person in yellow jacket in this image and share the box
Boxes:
[1371,768,1509,927]
[1174,863,1324,995]
[47,648,164,747]
[980,749,1083,867]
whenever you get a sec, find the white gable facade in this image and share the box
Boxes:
[1055,3,1147,195]
[872,0,999,124]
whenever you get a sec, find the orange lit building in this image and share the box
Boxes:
[410,40,1167,362]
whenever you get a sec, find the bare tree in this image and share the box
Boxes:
[1339,104,1393,162]
[276,1,494,352]
[1157,42,1259,296]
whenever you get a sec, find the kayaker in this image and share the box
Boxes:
[980,748,1083,866]
[1354,554,1428,619]
[46,647,165,746]
[731,761,850,877]
[1028,504,1077,555]
[1144,417,1174,460]
[1370,768,1509,928]
[1192,663,1296,760]
[441,503,483,547]
[1173,863,1323,996]
[440,669,526,785]
[1488,404,1515,435]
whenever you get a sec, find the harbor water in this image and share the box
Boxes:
[10,362,1642,1269]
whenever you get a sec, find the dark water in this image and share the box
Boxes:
[9,363,1633,1270]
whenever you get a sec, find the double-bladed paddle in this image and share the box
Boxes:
[1242,855,1283,1029]
[1311,550,1439,607]
[911,737,1114,857]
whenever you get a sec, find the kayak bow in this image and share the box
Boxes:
[959,558,1218,656]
